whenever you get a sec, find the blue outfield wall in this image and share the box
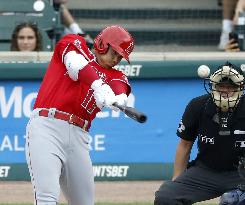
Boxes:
[0,79,204,180]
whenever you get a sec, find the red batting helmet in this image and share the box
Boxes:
[93,25,135,63]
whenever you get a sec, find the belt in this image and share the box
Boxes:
[39,109,90,131]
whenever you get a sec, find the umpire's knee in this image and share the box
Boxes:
[154,196,171,205]
[154,196,179,205]
[154,196,191,205]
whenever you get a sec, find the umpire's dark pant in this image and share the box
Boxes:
[154,161,245,205]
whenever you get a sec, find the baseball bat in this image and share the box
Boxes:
[112,103,147,123]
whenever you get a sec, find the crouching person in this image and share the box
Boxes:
[154,62,245,205]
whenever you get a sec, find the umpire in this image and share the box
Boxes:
[154,62,245,205]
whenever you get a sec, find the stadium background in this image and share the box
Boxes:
[0,0,244,204]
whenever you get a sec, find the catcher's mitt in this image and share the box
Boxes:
[238,157,245,179]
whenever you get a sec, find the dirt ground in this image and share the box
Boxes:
[0,181,219,204]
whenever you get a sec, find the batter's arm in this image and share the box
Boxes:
[172,138,194,181]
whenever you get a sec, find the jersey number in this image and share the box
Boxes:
[81,88,97,114]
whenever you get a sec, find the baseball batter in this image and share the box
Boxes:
[25,25,134,205]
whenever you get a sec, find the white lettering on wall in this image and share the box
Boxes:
[0,135,25,151]
[0,86,135,119]
[114,65,142,77]
[0,166,10,177]
[0,134,106,152]
[88,134,105,151]
[94,135,105,151]
[0,86,22,118]
[23,92,37,117]
[0,86,37,118]
[93,165,129,177]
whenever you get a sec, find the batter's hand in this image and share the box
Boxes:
[111,93,128,111]
[91,79,116,109]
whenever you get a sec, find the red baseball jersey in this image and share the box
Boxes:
[34,34,131,124]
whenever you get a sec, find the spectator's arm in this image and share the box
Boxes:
[60,4,84,34]
[233,0,245,24]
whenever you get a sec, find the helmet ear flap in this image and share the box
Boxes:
[94,36,109,54]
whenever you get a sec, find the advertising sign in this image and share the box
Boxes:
[0,79,204,180]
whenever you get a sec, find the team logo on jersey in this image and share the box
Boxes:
[125,42,134,55]
[177,120,185,133]
[74,39,82,50]
[98,71,107,82]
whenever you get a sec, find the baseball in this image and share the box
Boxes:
[33,0,45,12]
[197,65,210,78]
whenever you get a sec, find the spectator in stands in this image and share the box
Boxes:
[10,22,43,51]
[218,0,238,50]
[224,0,245,52]
[53,0,93,47]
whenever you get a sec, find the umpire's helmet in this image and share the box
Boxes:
[204,62,244,111]
[93,25,134,63]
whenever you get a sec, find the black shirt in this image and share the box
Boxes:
[177,94,245,171]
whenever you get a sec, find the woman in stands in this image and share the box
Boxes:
[10,22,43,51]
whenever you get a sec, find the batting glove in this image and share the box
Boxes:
[91,79,116,109]
[111,93,128,111]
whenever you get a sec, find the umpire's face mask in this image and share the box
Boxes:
[215,80,239,99]
[208,65,244,112]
